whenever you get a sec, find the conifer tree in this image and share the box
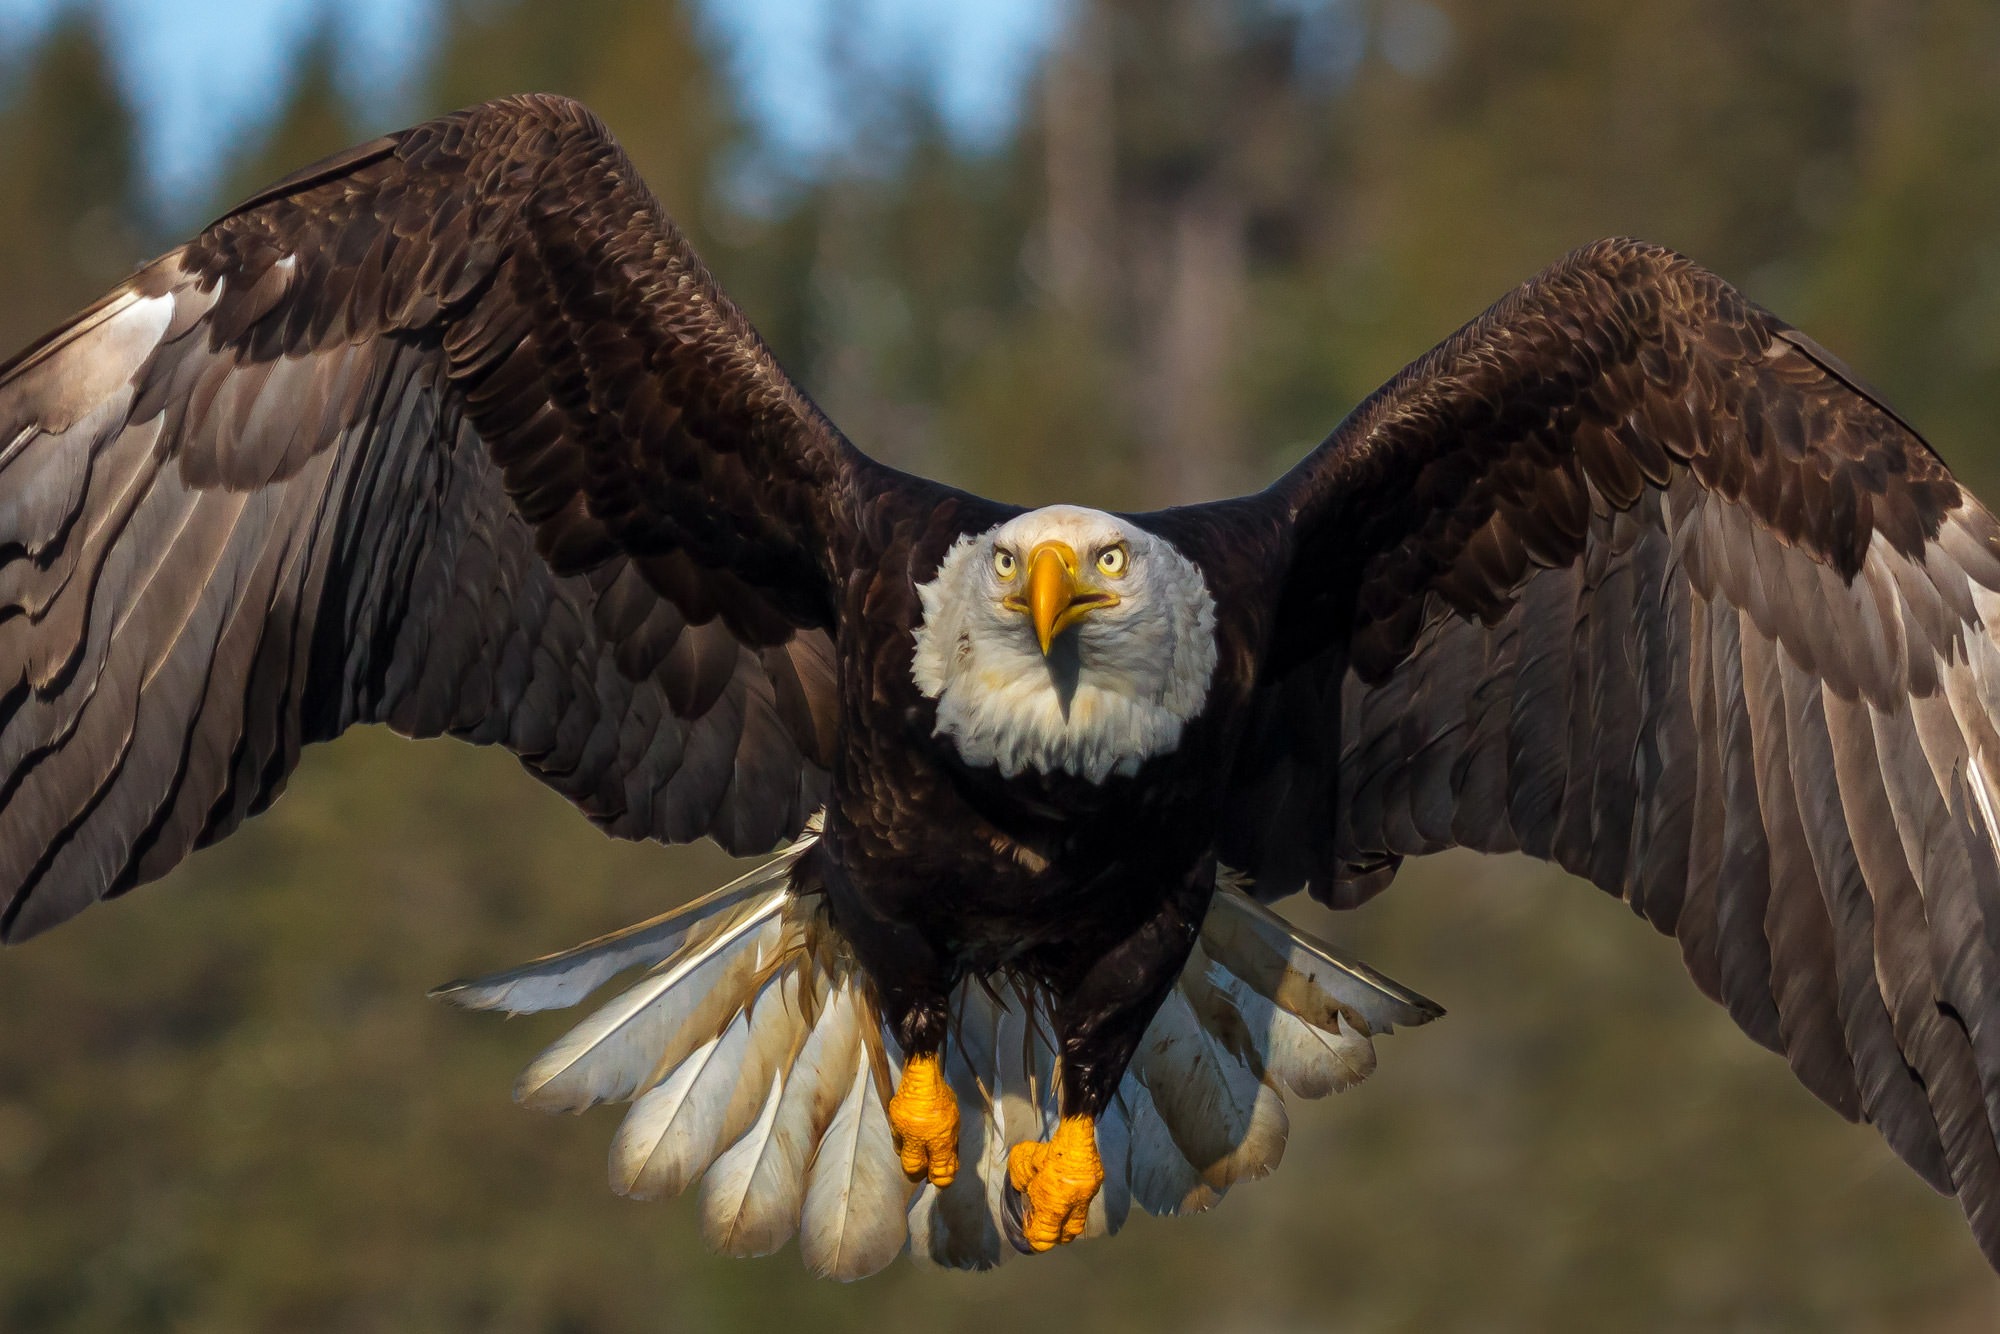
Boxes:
[211,23,364,217]
[0,10,144,351]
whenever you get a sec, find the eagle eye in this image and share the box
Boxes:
[993,548,1018,579]
[1096,545,1129,577]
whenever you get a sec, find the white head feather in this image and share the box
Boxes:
[910,505,1218,784]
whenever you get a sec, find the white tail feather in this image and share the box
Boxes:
[512,893,784,1111]
[1135,986,1291,1190]
[1198,886,1443,1036]
[913,983,1020,1269]
[800,1016,912,1280]
[437,838,1440,1278]
[611,1028,740,1199]
[907,1017,1008,1268]
[1211,965,1376,1097]
[1088,1091,1133,1239]
[700,1070,790,1255]
[707,972,867,1257]
[430,846,809,1015]
[612,970,800,1200]
[1118,1073,1217,1216]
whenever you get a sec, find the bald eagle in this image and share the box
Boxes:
[5,94,2000,1278]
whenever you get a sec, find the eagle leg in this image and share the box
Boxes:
[818,861,962,1187]
[887,1049,960,1187]
[1006,1114,1104,1251]
[1006,872,1210,1252]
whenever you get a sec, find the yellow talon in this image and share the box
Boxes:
[888,1051,959,1187]
[1007,1114,1103,1251]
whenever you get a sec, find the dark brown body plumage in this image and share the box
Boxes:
[7,94,2000,1269]
[816,491,1285,1111]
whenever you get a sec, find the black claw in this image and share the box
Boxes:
[1000,1177,1035,1256]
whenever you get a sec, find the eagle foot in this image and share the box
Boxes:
[888,1051,959,1187]
[1005,1115,1103,1252]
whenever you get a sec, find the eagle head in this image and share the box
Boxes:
[910,505,1218,783]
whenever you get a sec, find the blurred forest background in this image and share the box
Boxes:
[4,0,2000,1329]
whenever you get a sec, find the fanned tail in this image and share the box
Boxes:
[434,842,1442,1279]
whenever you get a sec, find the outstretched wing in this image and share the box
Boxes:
[0,94,907,942]
[1222,238,2000,1265]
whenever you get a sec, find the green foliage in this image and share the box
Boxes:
[429,0,741,257]
[4,0,2000,1327]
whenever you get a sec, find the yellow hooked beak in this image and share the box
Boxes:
[1002,542,1118,655]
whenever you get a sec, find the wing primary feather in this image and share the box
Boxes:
[1738,622,1857,1115]
[1783,664,1948,1184]
[1708,603,1785,1050]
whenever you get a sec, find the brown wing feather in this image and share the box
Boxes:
[1224,238,2000,1266]
[0,94,915,942]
